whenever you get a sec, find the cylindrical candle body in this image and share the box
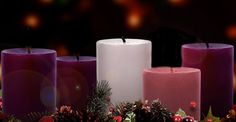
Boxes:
[1,48,56,119]
[97,38,151,104]
[143,67,201,120]
[182,43,234,118]
[57,56,96,109]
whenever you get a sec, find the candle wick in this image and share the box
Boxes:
[75,55,80,61]
[26,47,31,54]
[206,42,209,48]
[122,36,126,43]
[170,67,174,73]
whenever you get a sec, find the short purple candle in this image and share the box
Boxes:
[182,43,234,118]
[57,56,96,109]
[1,48,56,119]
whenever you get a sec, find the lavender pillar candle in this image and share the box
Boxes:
[1,48,56,119]
[182,43,234,117]
[57,56,96,109]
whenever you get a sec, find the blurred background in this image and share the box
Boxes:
[0,0,236,102]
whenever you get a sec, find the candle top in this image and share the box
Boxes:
[97,38,151,45]
[182,43,233,49]
[2,48,56,55]
[144,67,200,74]
[57,56,96,62]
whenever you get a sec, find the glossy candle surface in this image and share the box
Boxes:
[57,56,96,109]
[1,48,56,119]
[182,43,234,117]
[143,67,201,120]
[97,38,151,104]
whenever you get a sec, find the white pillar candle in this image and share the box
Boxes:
[97,38,151,104]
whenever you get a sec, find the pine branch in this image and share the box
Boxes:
[24,111,52,122]
[86,80,112,121]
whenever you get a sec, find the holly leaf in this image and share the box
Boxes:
[176,108,187,117]
[201,106,220,122]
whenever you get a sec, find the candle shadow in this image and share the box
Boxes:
[148,26,198,67]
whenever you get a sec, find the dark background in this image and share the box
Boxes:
[0,0,236,102]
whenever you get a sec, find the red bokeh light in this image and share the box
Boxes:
[127,10,142,29]
[226,25,236,40]
[168,0,190,7]
[23,13,41,29]
[55,45,69,56]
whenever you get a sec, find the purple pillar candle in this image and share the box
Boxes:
[182,43,234,117]
[1,48,56,119]
[57,56,96,109]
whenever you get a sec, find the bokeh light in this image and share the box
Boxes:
[127,11,142,29]
[114,0,148,30]
[38,0,54,6]
[226,25,236,40]
[77,0,92,12]
[23,13,41,29]
[54,45,69,56]
[168,0,190,7]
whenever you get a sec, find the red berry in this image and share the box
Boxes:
[206,118,212,122]
[172,115,182,122]
[183,116,194,122]
[113,116,122,122]
[190,101,197,109]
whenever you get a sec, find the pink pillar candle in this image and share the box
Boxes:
[143,67,201,120]
[182,43,234,118]
[1,48,56,120]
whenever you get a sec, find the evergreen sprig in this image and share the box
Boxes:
[25,111,52,122]
[86,80,112,121]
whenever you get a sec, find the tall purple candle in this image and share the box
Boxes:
[57,56,96,109]
[182,43,234,118]
[1,48,56,119]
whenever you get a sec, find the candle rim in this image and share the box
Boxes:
[144,66,200,74]
[97,38,151,45]
[57,56,96,62]
[182,43,233,49]
[1,48,56,54]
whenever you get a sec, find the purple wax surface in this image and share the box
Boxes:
[182,43,234,118]
[1,48,56,120]
[57,56,96,109]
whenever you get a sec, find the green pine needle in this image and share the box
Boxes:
[86,80,112,121]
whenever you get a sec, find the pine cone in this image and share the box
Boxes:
[150,99,173,122]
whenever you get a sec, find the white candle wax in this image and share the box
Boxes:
[97,38,151,104]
